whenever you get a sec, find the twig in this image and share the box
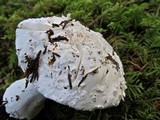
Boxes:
[87,15,102,28]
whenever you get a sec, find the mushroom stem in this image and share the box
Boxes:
[3,78,45,120]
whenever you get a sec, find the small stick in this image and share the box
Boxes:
[78,73,88,87]
[68,73,72,89]
[87,15,102,28]
[45,29,54,43]
[140,63,148,71]
[52,36,69,42]
[43,45,47,54]
[59,19,72,29]
[129,61,141,70]
[78,67,99,87]
[106,53,119,70]
[52,23,59,28]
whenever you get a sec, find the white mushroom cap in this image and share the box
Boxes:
[3,78,45,120]
[15,16,127,110]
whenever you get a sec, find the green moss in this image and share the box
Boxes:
[0,0,160,119]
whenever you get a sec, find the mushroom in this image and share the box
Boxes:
[15,15,127,111]
[3,78,45,120]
